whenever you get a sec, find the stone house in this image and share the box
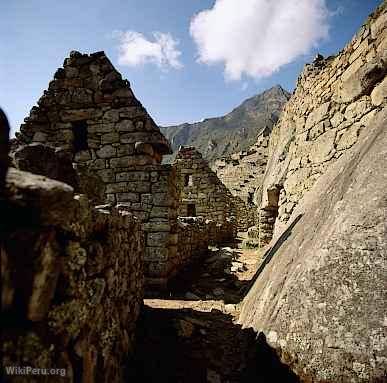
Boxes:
[14,50,179,286]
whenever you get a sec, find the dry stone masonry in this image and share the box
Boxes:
[213,127,272,230]
[12,51,238,288]
[173,146,235,224]
[240,3,387,382]
[256,2,387,246]
[12,51,183,286]
[1,154,144,381]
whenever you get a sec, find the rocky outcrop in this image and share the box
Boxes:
[239,4,387,380]
[240,106,387,382]
[256,3,387,246]
[162,85,290,163]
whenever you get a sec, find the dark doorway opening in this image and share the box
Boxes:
[72,120,88,152]
[187,204,196,217]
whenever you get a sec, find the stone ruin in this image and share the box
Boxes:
[174,145,255,233]
[1,51,242,381]
[173,146,234,223]
[10,51,238,289]
[2,3,386,381]
[1,111,144,381]
[239,3,387,382]
[212,127,271,230]
[251,2,387,247]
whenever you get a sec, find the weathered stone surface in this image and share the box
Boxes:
[338,59,386,103]
[13,143,79,189]
[240,109,387,382]
[371,76,387,106]
[2,167,144,382]
[5,168,75,226]
[255,2,387,245]
[173,146,237,236]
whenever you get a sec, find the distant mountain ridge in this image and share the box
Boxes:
[160,85,291,163]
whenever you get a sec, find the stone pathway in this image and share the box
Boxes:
[127,234,299,382]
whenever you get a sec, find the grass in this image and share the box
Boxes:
[241,238,260,249]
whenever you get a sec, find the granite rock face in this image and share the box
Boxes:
[240,107,387,382]
[239,3,387,381]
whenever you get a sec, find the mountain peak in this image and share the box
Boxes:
[161,86,290,163]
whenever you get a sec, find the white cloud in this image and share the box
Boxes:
[114,30,183,70]
[190,0,330,81]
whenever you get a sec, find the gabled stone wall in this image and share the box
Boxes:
[257,2,387,246]
[12,51,182,285]
[15,50,171,204]
[173,146,236,233]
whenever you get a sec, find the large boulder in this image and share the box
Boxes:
[239,108,387,382]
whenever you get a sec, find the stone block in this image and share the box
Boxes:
[371,77,387,106]
[309,129,336,164]
[336,123,361,151]
[89,159,106,170]
[338,59,385,103]
[116,171,149,182]
[147,232,170,247]
[103,109,119,122]
[305,102,330,130]
[97,145,116,158]
[143,222,171,232]
[116,192,139,202]
[86,123,114,134]
[61,108,102,121]
[145,247,168,261]
[125,181,150,193]
[117,144,135,157]
[106,182,127,193]
[97,169,115,183]
[330,112,345,128]
[101,132,119,144]
[150,206,169,219]
[116,120,135,132]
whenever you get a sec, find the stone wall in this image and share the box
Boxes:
[12,51,183,285]
[240,107,387,383]
[256,3,387,246]
[176,217,235,272]
[213,127,270,204]
[1,167,144,382]
[173,146,237,227]
[212,129,271,231]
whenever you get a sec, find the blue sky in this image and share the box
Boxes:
[0,0,382,135]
